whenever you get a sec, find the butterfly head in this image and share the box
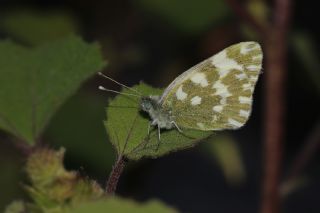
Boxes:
[140,96,160,112]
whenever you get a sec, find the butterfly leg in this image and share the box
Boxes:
[156,125,161,151]
[158,125,161,140]
[148,120,159,136]
[143,122,154,148]
[171,121,183,133]
[147,122,151,135]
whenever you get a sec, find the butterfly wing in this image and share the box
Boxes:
[160,42,262,130]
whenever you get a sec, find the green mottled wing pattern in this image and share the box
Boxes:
[160,42,262,130]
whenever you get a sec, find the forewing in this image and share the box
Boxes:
[160,42,262,130]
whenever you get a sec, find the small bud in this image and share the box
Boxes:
[25,147,76,188]
[4,201,26,213]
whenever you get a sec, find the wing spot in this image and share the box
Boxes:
[242,83,252,89]
[252,54,263,60]
[212,80,232,105]
[236,73,247,80]
[197,122,205,129]
[250,75,259,81]
[213,105,223,112]
[228,118,243,128]
[191,96,202,105]
[211,50,243,77]
[212,115,219,122]
[176,85,188,100]
[190,73,209,87]
[240,42,259,54]
[220,98,227,105]
[239,96,252,104]
[247,65,261,72]
[239,109,250,118]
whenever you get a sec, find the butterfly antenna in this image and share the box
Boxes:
[98,72,142,95]
[98,86,141,98]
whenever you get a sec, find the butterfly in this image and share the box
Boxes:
[100,41,262,140]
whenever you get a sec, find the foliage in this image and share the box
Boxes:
[44,91,115,176]
[0,36,106,145]
[0,9,78,45]
[104,83,212,160]
[5,148,175,213]
[135,0,230,34]
[0,31,176,212]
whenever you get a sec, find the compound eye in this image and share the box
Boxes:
[141,100,150,111]
[145,102,151,110]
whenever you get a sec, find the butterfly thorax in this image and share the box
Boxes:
[140,96,174,129]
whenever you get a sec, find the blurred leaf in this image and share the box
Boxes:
[204,135,246,185]
[135,0,230,34]
[247,0,269,26]
[240,1,268,40]
[67,197,177,213]
[280,176,308,197]
[44,91,115,176]
[104,83,212,160]
[292,32,320,94]
[0,36,106,145]
[0,9,78,45]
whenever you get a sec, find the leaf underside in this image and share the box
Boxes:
[104,83,212,160]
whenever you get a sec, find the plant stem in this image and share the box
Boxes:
[262,35,286,213]
[106,155,126,195]
[225,0,291,212]
[262,0,291,212]
[8,138,32,157]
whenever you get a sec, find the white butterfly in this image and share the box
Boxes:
[100,41,262,140]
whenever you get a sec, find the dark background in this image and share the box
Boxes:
[0,0,319,212]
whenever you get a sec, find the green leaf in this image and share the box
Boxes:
[104,83,212,160]
[280,176,308,197]
[0,9,78,45]
[66,197,177,213]
[135,0,230,34]
[0,36,106,145]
